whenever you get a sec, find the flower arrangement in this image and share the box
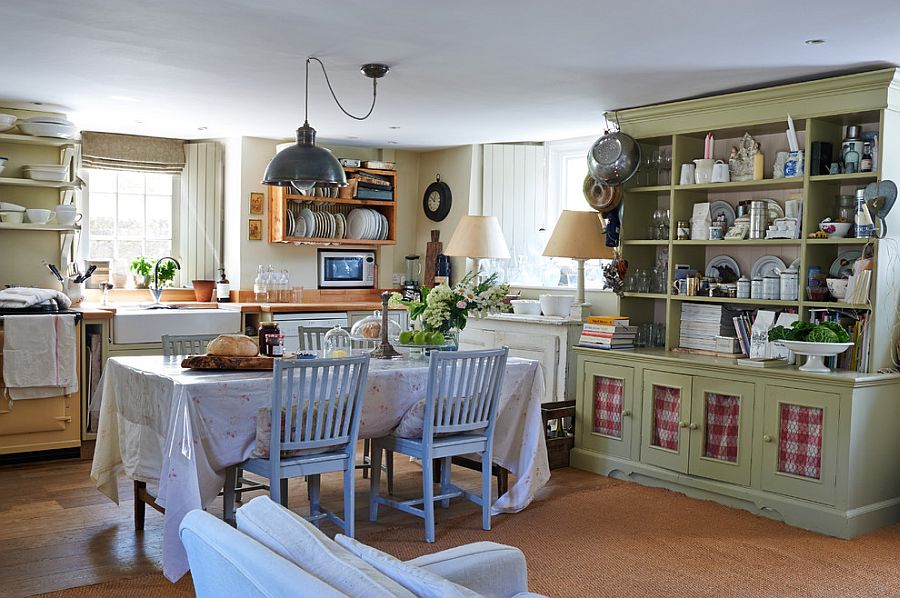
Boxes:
[390,272,510,333]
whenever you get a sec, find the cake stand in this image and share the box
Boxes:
[779,341,854,373]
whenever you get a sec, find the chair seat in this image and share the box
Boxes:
[379,433,489,459]
[243,451,351,478]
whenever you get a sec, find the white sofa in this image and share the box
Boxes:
[180,496,546,598]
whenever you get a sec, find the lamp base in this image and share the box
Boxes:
[569,302,590,321]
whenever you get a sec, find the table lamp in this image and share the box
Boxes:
[444,215,511,277]
[542,210,614,311]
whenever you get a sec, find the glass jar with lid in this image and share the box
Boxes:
[838,194,855,226]
[350,311,401,344]
[324,326,352,358]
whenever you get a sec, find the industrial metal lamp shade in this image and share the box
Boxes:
[543,210,614,305]
[262,122,347,190]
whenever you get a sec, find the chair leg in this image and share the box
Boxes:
[440,456,452,509]
[223,467,237,524]
[386,449,394,496]
[234,466,244,503]
[280,479,289,507]
[423,456,436,543]
[369,442,383,522]
[309,474,321,527]
[343,466,355,537]
[362,439,370,479]
[481,451,492,531]
[134,481,146,531]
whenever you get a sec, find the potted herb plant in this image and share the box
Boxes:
[156,259,178,288]
[130,256,154,289]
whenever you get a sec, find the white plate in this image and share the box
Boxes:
[830,250,862,277]
[347,209,366,239]
[751,255,787,278]
[301,208,315,237]
[705,255,741,281]
[380,212,389,239]
[762,199,784,222]
[325,212,335,238]
[709,201,736,228]
[294,210,306,237]
[365,209,376,239]
[335,212,345,238]
[286,208,295,236]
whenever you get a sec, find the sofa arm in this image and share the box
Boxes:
[407,542,529,598]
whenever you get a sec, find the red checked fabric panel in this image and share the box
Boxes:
[777,403,824,479]
[651,385,680,451]
[592,376,624,439]
[703,393,740,463]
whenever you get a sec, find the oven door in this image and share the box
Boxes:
[318,251,375,288]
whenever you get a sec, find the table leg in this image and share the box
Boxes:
[134,481,145,531]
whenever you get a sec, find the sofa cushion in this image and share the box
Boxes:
[336,534,481,598]
[236,496,414,598]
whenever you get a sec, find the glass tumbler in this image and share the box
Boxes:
[636,269,651,294]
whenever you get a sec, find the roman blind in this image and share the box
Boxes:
[82,131,186,174]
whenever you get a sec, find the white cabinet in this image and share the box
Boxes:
[459,314,582,403]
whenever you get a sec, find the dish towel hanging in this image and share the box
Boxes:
[2,314,78,400]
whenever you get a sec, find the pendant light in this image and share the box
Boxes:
[263,57,390,192]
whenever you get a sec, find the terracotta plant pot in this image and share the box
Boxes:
[192,279,215,302]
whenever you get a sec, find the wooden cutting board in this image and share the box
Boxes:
[181,354,276,370]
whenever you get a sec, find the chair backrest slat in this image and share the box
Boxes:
[161,333,220,358]
[267,355,369,460]
[422,347,508,440]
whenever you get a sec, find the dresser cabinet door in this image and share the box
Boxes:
[687,377,755,486]
[578,362,635,459]
[495,331,559,404]
[640,370,692,473]
[761,385,839,505]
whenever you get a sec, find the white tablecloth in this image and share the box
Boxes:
[90,354,549,581]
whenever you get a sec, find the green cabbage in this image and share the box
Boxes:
[807,327,840,343]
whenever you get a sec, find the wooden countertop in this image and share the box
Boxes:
[74,301,403,319]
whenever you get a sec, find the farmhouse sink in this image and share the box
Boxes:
[110,307,242,344]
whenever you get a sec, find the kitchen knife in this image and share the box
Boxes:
[46,263,64,282]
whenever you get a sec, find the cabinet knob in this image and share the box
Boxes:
[763,434,773,443]
[678,421,688,428]
[622,409,632,417]
[689,422,699,430]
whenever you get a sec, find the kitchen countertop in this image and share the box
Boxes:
[73,301,404,319]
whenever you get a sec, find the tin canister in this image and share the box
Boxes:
[763,275,780,300]
[677,221,690,240]
[737,276,751,299]
[750,277,763,299]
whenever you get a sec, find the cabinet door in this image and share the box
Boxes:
[761,386,839,505]
[457,327,496,351]
[688,377,755,486]
[640,370,692,473]
[495,331,559,404]
[578,362,635,459]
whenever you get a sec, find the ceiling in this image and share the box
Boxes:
[2,1,900,148]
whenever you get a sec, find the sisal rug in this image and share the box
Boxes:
[31,477,900,597]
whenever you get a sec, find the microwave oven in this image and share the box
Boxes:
[317,249,376,289]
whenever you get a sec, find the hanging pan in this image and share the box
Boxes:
[587,128,641,186]
[582,173,623,213]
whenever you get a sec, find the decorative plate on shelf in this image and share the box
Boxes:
[829,250,862,277]
[285,208,295,236]
[762,199,784,222]
[709,200,736,228]
[705,255,741,281]
[750,255,787,278]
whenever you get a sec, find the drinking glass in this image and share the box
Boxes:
[653,323,666,347]
[636,269,651,294]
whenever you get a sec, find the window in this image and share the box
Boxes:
[85,169,177,280]
[487,137,609,290]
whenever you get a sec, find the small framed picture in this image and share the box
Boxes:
[249,192,264,215]
[248,218,263,241]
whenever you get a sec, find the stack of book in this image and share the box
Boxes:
[351,171,394,201]
[579,316,636,350]
[810,308,871,372]
[678,304,737,351]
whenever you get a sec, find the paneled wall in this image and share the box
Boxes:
[178,142,224,283]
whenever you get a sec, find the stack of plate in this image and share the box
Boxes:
[346,208,389,240]
[24,164,69,182]
[18,116,77,139]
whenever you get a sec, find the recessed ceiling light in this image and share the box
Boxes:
[32,102,43,106]
[135,120,144,124]
[346,136,359,140]
[389,126,400,130]
[804,39,826,45]
[111,95,140,102]
[388,141,399,144]
[197,126,208,131]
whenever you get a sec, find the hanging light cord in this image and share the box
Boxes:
[306,56,377,122]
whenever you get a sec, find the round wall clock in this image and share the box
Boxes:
[423,175,452,221]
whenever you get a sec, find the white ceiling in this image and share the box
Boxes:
[2,1,899,148]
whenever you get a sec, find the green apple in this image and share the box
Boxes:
[428,332,445,345]
[413,331,427,345]
[399,331,413,344]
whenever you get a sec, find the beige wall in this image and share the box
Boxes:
[223,137,419,290]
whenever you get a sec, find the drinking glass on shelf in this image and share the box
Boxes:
[623,272,636,293]
[658,150,672,185]
[653,323,666,347]
[636,269,651,294]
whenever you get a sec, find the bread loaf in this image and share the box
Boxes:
[206,334,259,357]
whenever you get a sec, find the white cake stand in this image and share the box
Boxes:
[780,341,854,373]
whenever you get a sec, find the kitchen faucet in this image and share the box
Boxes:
[150,257,181,303]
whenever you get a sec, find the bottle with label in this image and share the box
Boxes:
[860,143,873,172]
[216,268,231,303]
[254,265,267,302]
[842,125,863,174]
[855,189,874,238]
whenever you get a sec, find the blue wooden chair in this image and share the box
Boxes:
[161,333,220,358]
[368,346,509,543]
[223,354,370,536]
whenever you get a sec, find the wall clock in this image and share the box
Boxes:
[423,175,452,221]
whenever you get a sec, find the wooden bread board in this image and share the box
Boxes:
[181,354,276,370]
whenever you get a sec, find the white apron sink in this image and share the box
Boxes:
[111,308,241,344]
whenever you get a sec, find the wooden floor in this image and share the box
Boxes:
[0,449,600,597]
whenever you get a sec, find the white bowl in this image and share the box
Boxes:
[779,340,854,372]
[25,208,52,224]
[538,294,574,317]
[819,221,852,238]
[826,278,848,300]
[510,299,542,315]
[0,211,24,223]
[18,122,76,139]
[0,114,15,132]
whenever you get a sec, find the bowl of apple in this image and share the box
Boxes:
[397,330,454,359]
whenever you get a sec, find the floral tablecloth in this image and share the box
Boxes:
[90,354,549,581]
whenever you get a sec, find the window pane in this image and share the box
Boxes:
[89,192,116,236]
[145,173,173,196]
[117,194,145,237]
[146,195,172,238]
[89,240,113,259]
[565,156,590,211]
[89,170,117,193]
[146,239,171,258]
[117,239,144,263]
[117,171,145,195]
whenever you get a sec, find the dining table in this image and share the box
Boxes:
[90,352,550,582]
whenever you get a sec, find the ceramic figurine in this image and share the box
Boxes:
[728,132,757,181]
